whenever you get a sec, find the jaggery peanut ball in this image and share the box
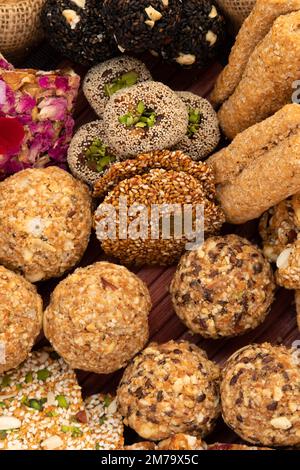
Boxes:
[103,82,188,157]
[83,56,152,118]
[157,434,207,450]
[170,235,275,339]
[221,343,300,447]
[0,167,92,282]
[43,262,151,374]
[0,266,42,373]
[117,340,221,441]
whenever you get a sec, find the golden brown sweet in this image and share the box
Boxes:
[208,105,300,224]
[217,11,300,139]
[170,235,275,339]
[0,266,42,373]
[117,340,221,441]
[0,167,92,282]
[94,150,225,266]
[211,0,300,108]
[295,290,300,331]
[221,343,300,447]
[44,262,151,374]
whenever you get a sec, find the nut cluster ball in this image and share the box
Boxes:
[221,343,300,447]
[44,262,152,374]
[41,0,117,66]
[0,167,92,282]
[103,0,182,54]
[117,340,221,441]
[170,235,275,339]
[0,266,42,373]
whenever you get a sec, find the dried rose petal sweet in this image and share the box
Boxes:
[0,66,80,179]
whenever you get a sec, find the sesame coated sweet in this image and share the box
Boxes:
[103,81,188,157]
[221,343,300,447]
[94,150,225,266]
[0,167,92,283]
[174,92,220,161]
[0,266,42,374]
[103,0,182,54]
[83,56,152,117]
[44,262,151,374]
[170,235,275,339]
[67,120,120,186]
[117,340,221,441]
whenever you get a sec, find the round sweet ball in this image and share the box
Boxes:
[41,0,117,66]
[43,262,151,374]
[170,235,275,339]
[103,81,188,157]
[67,120,121,186]
[0,266,42,373]
[103,0,182,54]
[0,167,92,283]
[117,340,220,441]
[157,0,226,68]
[83,56,152,118]
[174,92,220,161]
[221,343,300,447]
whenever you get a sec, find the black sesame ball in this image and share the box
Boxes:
[41,0,118,66]
[156,1,226,67]
[103,0,182,54]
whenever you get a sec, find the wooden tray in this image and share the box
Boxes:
[24,46,300,446]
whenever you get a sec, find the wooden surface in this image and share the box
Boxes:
[24,44,300,446]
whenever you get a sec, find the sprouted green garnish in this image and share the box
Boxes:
[118,101,157,128]
[187,107,202,138]
[84,139,116,173]
[104,71,139,97]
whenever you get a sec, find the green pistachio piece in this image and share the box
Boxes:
[104,71,139,97]
[84,139,116,173]
[0,430,7,440]
[103,395,112,408]
[119,101,157,129]
[187,107,202,138]
[28,399,46,411]
[61,425,70,433]
[25,372,33,384]
[0,375,11,389]
[95,443,101,450]
[71,427,83,438]
[56,395,69,409]
[37,369,51,382]
[99,416,106,425]
[0,402,6,408]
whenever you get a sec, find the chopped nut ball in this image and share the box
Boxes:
[157,0,226,68]
[157,434,207,450]
[103,0,182,53]
[0,266,42,373]
[41,0,117,66]
[170,235,275,339]
[83,56,152,117]
[103,81,188,157]
[117,340,221,441]
[0,167,92,282]
[44,262,151,374]
[67,120,120,186]
[221,343,300,447]
[94,150,225,266]
[259,197,299,264]
[174,92,220,160]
